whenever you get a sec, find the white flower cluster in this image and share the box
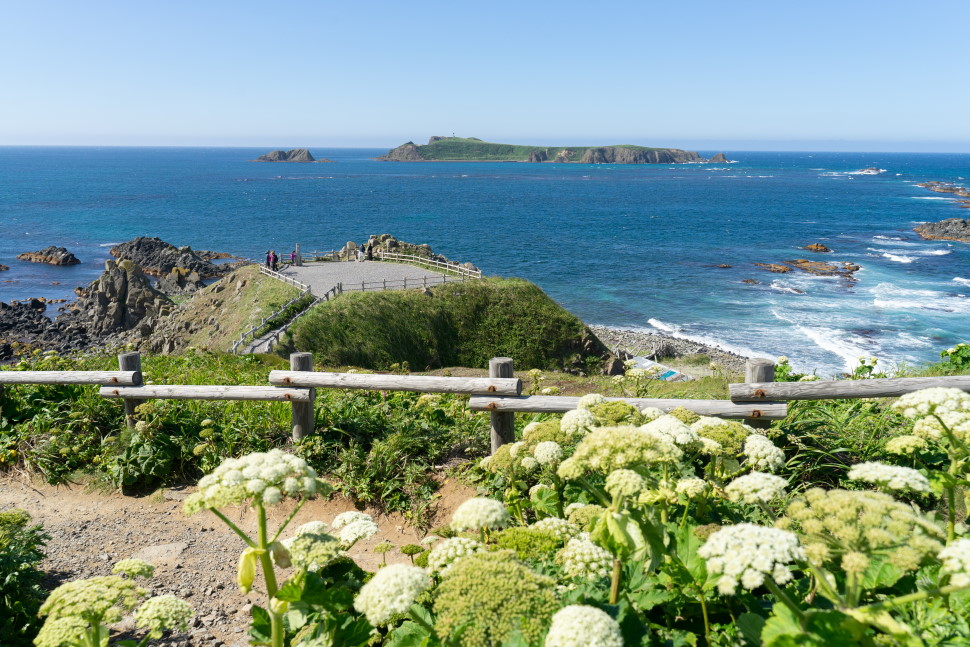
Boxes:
[451,497,511,532]
[521,456,539,472]
[557,425,682,480]
[184,449,321,513]
[530,483,553,498]
[698,523,804,595]
[531,517,580,541]
[353,564,431,626]
[426,537,483,575]
[604,469,647,498]
[577,394,606,409]
[938,538,970,587]
[509,441,526,458]
[561,409,596,437]
[294,520,329,536]
[534,441,564,465]
[724,472,787,504]
[557,535,612,579]
[640,406,665,421]
[283,527,342,571]
[675,477,710,499]
[893,388,970,419]
[913,411,970,443]
[545,605,623,647]
[847,461,931,493]
[641,415,700,448]
[331,511,379,546]
[743,434,785,472]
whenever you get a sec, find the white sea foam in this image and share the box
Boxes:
[644,319,771,359]
[953,277,970,288]
[896,332,934,348]
[770,309,871,373]
[99,243,123,247]
[872,235,905,241]
[870,283,968,313]
[912,196,954,200]
[881,253,916,263]
[770,280,805,295]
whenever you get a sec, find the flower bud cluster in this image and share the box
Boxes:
[847,461,931,493]
[724,472,787,504]
[778,488,944,572]
[557,535,612,579]
[640,406,665,421]
[697,523,804,595]
[531,517,580,541]
[557,425,682,480]
[451,497,511,532]
[691,418,754,455]
[354,563,432,626]
[605,469,647,498]
[560,408,597,437]
[642,415,701,449]
[184,449,322,514]
[884,435,928,455]
[545,605,623,647]
[133,595,195,639]
[426,537,483,575]
[675,477,710,499]
[577,394,606,409]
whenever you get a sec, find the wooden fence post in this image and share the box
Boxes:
[290,352,315,441]
[118,352,143,429]
[489,357,516,453]
[744,359,776,429]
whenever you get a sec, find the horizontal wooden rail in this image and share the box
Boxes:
[269,371,522,396]
[0,371,141,386]
[100,385,313,402]
[468,395,787,420]
[730,375,970,402]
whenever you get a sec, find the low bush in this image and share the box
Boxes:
[0,509,48,647]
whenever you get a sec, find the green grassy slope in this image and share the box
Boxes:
[280,278,600,371]
[409,137,668,161]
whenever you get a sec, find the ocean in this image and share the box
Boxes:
[1,146,968,375]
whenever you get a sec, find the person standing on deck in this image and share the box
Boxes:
[265,251,272,269]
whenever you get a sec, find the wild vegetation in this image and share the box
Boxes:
[3,345,970,645]
[281,278,602,372]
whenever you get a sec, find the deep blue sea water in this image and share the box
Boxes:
[1,146,968,375]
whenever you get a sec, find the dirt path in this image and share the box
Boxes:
[0,476,475,646]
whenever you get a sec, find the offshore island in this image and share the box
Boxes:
[377,135,727,164]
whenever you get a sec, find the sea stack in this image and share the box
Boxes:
[16,246,81,266]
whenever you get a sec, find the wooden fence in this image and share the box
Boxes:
[4,354,970,455]
[376,251,482,280]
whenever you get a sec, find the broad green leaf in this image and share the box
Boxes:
[737,612,766,646]
[861,556,905,590]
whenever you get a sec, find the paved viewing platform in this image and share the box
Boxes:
[280,259,450,295]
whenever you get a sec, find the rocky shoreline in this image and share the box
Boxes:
[589,325,756,376]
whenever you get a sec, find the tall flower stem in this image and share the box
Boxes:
[698,592,712,647]
[255,504,282,647]
[609,559,622,604]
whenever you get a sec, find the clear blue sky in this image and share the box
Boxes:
[2,0,967,151]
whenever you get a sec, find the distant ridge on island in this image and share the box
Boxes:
[252,148,332,163]
[376,136,725,164]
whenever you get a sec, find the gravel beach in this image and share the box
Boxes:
[589,325,759,376]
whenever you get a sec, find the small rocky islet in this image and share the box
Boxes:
[16,246,81,266]
[252,148,333,163]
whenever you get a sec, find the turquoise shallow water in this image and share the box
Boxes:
[1,146,968,375]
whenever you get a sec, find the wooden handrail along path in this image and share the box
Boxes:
[4,352,970,455]
[376,250,482,280]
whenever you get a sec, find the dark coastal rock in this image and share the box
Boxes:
[64,259,173,337]
[915,218,970,243]
[709,153,729,163]
[253,148,329,163]
[553,149,576,163]
[754,263,792,273]
[109,237,236,283]
[0,299,91,359]
[742,279,760,284]
[917,181,970,198]
[527,150,548,163]
[0,264,7,271]
[375,142,426,162]
[803,243,832,253]
[16,246,81,266]
[362,234,481,274]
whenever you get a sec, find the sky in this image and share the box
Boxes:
[1,1,967,152]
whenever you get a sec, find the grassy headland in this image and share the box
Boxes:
[281,277,607,371]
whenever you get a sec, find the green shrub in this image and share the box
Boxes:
[0,510,48,646]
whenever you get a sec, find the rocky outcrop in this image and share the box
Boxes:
[709,153,729,163]
[527,150,548,163]
[917,181,970,198]
[915,218,970,243]
[16,246,80,266]
[755,259,861,284]
[0,299,92,360]
[803,243,832,253]
[428,136,449,144]
[253,148,330,162]
[340,234,481,274]
[110,237,237,282]
[375,142,426,161]
[0,265,8,271]
[553,149,576,163]
[579,147,704,164]
[65,260,173,337]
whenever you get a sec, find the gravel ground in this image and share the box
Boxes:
[1,476,473,646]
[589,325,761,377]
